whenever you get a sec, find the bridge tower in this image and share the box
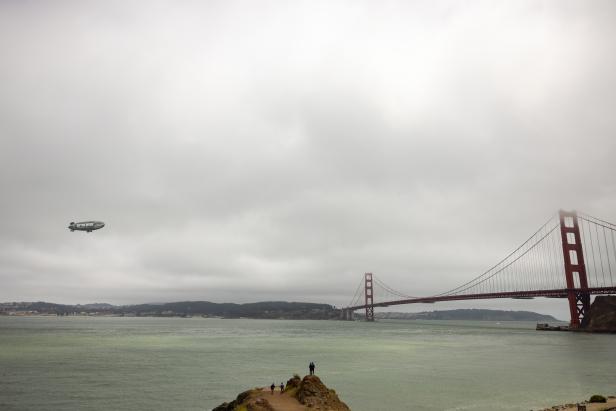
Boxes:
[364,272,374,321]
[559,210,591,328]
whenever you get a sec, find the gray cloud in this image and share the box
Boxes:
[1,0,615,318]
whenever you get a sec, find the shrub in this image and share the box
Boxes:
[589,394,606,403]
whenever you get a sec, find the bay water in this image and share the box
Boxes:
[0,316,614,411]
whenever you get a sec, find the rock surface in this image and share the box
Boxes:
[586,295,616,332]
[212,389,254,411]
[212,375,350,411]
[212,389,276,411]
[294,375,351,411]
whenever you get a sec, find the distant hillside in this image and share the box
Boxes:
[0,301,340,320]
[375,309,559,322]
[119,301,339,319]
[1,302,560,322]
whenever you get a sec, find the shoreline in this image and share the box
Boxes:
[535,396,616,411]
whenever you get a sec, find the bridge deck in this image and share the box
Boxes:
[346,287,616,311]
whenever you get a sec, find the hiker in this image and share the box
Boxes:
[270,382,275,395]
[309,361,315,375]
[280,382,284,393]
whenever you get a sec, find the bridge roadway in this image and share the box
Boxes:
[345,287,616,311]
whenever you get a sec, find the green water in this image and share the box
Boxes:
[0,317,614,411]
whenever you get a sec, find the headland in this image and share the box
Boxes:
[213,375,350,411]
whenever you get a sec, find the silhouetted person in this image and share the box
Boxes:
[270,383,275,394]
[280,382,284,393]
[309,361,315,375]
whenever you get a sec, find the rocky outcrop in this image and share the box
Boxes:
[285,375,302,392]
[212,389,274,411]
[212,389,251,411]
[212,375,351,411]
[586,296,616,332]
[294,375,351,411]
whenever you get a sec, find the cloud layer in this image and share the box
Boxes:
[1,1,615,318]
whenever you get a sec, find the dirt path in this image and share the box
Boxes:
[254,387,308,411]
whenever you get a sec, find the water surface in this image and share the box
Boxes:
[1,317,614,410]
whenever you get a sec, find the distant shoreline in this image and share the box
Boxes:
[1,301,560,322]
[375,308,559,322]
[1,313,560,323]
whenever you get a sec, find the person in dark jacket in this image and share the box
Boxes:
[309,361,315,375]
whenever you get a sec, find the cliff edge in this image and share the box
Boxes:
[586,295,616,332]
[287,375,350,411]
[213,375,350,411]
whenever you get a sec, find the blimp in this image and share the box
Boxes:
[68,221,105,232]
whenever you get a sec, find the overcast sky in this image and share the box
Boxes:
[1,1,615,318]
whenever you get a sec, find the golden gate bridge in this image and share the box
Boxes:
[343,210,616,328]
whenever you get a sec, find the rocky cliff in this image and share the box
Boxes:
[286,375,350,411]
[586,295,616,332]
[212,375,351,411]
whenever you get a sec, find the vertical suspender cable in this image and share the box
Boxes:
[521,247,526,292]
[595,223,606,287]
[537,230,543,289]
[602,226,613,287]
[518,246,524,292]
[500,256,505,292]
[529,240,535,290]
[557,227,564,288]
[579,218,589,287]
[552,228,560,288]
[585,219,599,288]
[525,242,531,291]
[547,228,555,288]
[540,227,548,289]
[611,229,616,286]
[510,265,515,293]
[535,236,542,289]
[553,227,560,288]
[529,241,535,290]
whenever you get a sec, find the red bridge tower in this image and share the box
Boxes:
[364,272,374,321]
[559,210,591,328]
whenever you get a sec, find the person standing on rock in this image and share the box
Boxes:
[280,382,284,393]
[309,361,315,375]
[270,382,275,395]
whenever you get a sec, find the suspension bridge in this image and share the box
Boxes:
[343,210,616,328]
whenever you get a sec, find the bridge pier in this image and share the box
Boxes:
[340,308,354,321]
